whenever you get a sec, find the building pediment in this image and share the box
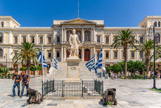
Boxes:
[61,18,96,25]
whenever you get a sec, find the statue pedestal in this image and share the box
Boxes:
[66,56,81,82]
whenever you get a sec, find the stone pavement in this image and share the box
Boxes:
[1,77,161,108]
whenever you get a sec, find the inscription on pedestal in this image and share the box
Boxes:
[66,56,81,82]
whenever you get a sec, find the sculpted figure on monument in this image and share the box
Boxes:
[69,29,81,57]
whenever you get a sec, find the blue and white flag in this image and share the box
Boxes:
[86,55,95,71]
[53,56,58,70]
[37,50,48,67]
[95,48,103,73]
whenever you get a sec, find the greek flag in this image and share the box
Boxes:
[95,48,103,73]
[86,55,95,71]
[37,50,48,67]
[53,56,58,70]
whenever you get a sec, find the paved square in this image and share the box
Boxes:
[1,78,161,108]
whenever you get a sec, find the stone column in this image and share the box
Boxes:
[3,32,5,44]
[119,48,121,60]
[53,30,55,43]
[110,49,112,60]
[44,48,46,59]
[82,28,84,43]
[36,33,38,44]
[53,47,55,57]
[64,29,66,42]
[9,47,12,59]
[27,33,30,42]
[93,47,95,56]
[64,47,66,61]
[3,48,5,58]
[90,48,93,59]
[9,31,13,44]
[127,48,130,60]
[102,31,104,44]
[93,28,96,43]
[91,28,93,43]
[61,28,64,43]
[81,48,84,61]
[110,33,113,45]
[61,46,63,61]
[44,33,47,45]
[19,33,21,44]
[136,51,138,60]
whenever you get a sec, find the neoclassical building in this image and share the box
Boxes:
[0,16,161,72]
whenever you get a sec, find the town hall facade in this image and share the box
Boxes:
[0,16,161,72]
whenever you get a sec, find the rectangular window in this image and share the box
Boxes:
[1,22,4,27]
[140,51,143,58]
[122,51,124,59]
[132,35,135,40]
[0,50,3,58]
[97,35,100,43]
[14,36,18,44]
[39,36,43,44]
[0,36,3,43]
[14,50,18,56]
[31,36,35,43]
[22,35,26,43]
[57,36,60,43]
[48,51,52,58]
[140,36,144,43]
[105,35,109,44]
[56,51,60,58]
[48,36,51,44]
[105,51,109,59]
[131,51,135,59]
[114,51,117,59]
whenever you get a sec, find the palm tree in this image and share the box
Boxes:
[139,39,153,75]
[112,29,138,79]
[12,42,39,75]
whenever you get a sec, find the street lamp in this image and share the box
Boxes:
[148,25,159,89]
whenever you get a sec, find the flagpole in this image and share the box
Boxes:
[101,43,103,81]
[41,45,44,83]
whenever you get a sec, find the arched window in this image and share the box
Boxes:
[0,48,3,58]
[57,36,60,43]
[158,21,160,27]
[0,32,3,43]
[66,30,72,41]
[155,33,160,43]
[154,21,157,27]
[85,30,90,41]
[1,22,4,27]
[76,30,81,42]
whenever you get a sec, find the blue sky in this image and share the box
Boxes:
[0,0,161,27]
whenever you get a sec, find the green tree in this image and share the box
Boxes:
[20,67,27,71]
[30,65,37,77]
[112,29,138,79]
[12,42,39,75]
[138,39,153,74]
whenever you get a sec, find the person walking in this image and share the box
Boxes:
[12,71,21,97]
[21,71,30,97]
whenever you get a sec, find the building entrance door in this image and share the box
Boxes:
[84,49,90,61]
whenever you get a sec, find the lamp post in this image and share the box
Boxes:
[148,25,158,89]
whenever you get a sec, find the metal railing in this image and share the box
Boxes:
[42,79,103,98]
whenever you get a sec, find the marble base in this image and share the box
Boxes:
[66,56,81,82]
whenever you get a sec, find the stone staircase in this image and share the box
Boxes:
[52,61,95,80]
